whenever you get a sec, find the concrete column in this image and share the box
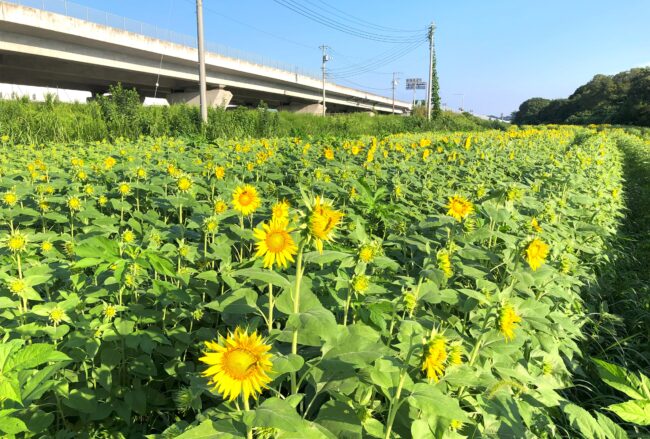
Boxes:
[168,88,232,108]
[283,102,324,115]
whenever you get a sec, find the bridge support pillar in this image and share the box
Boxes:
[167,88,232,108]
[284,102,324,115]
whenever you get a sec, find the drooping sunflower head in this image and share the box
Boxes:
[232,184,261,216]
[446,195,473,222]
[253,218,298,269]
[308,196,343,254]
[525,238,549,271]
[200,327,273,402]
[499,304,522,341]
[437,250,453,278]
[422,334,448,382]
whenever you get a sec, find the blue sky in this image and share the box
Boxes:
[35,0,650,115]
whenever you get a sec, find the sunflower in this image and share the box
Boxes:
[213,199,228,214]
[446,195,473,222]
[271,200,290,221]
[232,184,261,216]
[437,250,453,278]
[422,335,448,382]
[324,148,334,160]
[67,196,82,212]
[525,238,549,271]
[499,304,522,341]
[3,190,18,207]
[177,175,193,193]
[253,218,298,269]
[351,274,370,295]
[49,307,66,326]
[358,244,375,263]
[214,166,226,180]
[118,182,131,197]
[5,230,27,253]
[308,196,343,254]
[200,327,273,402]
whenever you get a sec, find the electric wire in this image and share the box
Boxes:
[306,0,423,34]
[271,0,426,43]
[328,39,427,78]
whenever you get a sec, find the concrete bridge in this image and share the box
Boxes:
[0,1,412,114]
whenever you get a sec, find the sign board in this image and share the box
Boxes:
[405,78,426,90]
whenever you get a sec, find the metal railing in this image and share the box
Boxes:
[3,0,323,80]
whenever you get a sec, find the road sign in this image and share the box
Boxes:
[405,78,426,90]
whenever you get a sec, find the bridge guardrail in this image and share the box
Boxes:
[3,0,323,81]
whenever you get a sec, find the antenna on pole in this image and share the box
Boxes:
[196,0,208,123]
[320,45,330,116]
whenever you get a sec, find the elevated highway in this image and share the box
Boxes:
[0,1,412,114]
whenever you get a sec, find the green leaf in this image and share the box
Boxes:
[595,412,629,439]
[283,308,337,346]
[607,400,650,426]
[408,383,468,421]
[251,397,302,432]
[303,250,352,265]
[176,419,242,439]
[315,400,362,438]
[231,268,291,290]
[0,411,28,435]
[62,388,97,414]
[5,344,70,372]
[271,354,304,376]
[593,358,649,400]
[75,236,119,260]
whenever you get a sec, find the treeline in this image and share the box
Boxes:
[513,67,650,126]
[0,84,504,144]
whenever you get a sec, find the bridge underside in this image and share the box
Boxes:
[0,52,369,113]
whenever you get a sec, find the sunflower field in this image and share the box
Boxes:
[0,127,639,438]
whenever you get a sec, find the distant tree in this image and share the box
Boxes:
[512,98,551,124]
[513,67,650,126]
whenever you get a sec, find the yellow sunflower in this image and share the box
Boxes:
[525,238,549,271]
[200,327,273,402]
[232,184,261,216]
[253,218,298,269]
[446,195,473,222]
[308,196,343,254]
[422,335,448,382]
[499,304,522,341]
[271,200,290,221]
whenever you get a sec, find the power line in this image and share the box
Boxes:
[179,0,318,51]
[305,0,424,34]
[328,39,427,78]
[271,0,426,43]
[329,39,425,74]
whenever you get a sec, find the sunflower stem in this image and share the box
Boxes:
[384,370,407,439]
[290,243,305,394]
[267,281,274,333]
[243,397,252,439]
[343,290,352,326]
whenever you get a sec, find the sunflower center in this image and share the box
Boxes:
[223,348,256,378]
[239,192,252,206]
[266,230,287,252]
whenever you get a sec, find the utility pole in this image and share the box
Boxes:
[391,72,400,113]
[320,45,330,116]
[426,22,435,120]
[196,0,208,123]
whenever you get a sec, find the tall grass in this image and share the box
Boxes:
[0,95,505,144]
